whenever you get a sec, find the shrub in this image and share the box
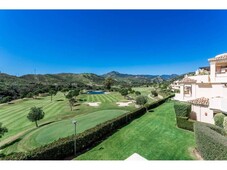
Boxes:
[151,90,158,97]
[223,117,227,133]
[214,113,226,128]
[174,101,191,117]
[2,95,173,160]
[194,122,227,160]
[176,117,195,131]
[135,91,141,96]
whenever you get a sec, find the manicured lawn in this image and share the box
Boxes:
[75,101,196,160]
[3,109,128,153]
[0,92,70,142]
[79,92,126,103]
[0,92,135,154]
[132,87,157,102]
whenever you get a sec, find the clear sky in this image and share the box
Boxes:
[0,10,227,76]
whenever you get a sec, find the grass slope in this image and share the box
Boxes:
[0,92,135,154]
[3,110,128,153]
[75,101,196,160]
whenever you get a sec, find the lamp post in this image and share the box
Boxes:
[72,120,77,156]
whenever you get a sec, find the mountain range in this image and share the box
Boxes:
[0,71,179,87]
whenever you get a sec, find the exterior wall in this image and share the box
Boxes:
[195,84,212,98]
[176,84,224,101]
[215,73,227,83]
[210,62,216,82]
[188,75,209,83]
[192,105,214,124]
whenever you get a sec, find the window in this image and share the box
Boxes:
[184,85,192,97]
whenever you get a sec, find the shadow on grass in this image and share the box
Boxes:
[65,117,144,160]
[0,138,22,150]
[0,121,57,150]
[33,97,44,100]
[64,127,122,160]
[56,99,64,102]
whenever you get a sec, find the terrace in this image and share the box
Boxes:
[209,97,227,113]
[209,53,227,83]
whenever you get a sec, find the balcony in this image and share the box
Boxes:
[209,97,227,113]
[174,93,194,102]
[215,73,227,83]
[174,93,182,101]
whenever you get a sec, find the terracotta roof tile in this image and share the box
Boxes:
[209,53,227,61]
[189,97,209,107]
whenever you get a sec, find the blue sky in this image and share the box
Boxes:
[0,10,227,76]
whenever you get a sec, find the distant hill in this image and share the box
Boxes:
[20,73,105,86]
[0,71,180,87]
[102,71,179,84]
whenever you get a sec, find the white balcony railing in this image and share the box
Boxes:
[215,73,227,83]
[174,93,182,101]
[209,97,227,113]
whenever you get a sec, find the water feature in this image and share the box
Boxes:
[87,90,105,94]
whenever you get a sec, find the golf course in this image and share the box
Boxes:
[0,90,148,155]
[75,101,196,160]
[0,91,139,154]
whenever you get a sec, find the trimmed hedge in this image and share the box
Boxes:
[2,95,173,160]
[176,116,195,132]
[174,101,194,131]
[174,101,191,117]
[214,113,226,128]
[223,117,227,133]
[194,122,227,160]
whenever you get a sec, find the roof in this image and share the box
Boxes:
[189,97,209,107]
[179,77,197,83]
[209,53,227,62]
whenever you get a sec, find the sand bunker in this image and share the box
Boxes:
[116,101,133,107]
[86,102,101,107]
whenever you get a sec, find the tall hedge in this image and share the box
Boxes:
[2,95,174,160]
[176,117,195,131]
[194,122,227,160]
[174,101,191,117]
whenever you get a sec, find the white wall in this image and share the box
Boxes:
[189,75,209,83]
[192,84,224,99]
[192,105,214,124]
[210,62,216,82]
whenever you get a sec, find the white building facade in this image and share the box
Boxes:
[174,53,227,124]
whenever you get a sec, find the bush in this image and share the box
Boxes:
[214,113,226,128]
[194,122,227,160]
[176,117,195,131]
[151,90,158,97]
[174,101,191,117]
[223,117,227,133]
[135,91,141,96]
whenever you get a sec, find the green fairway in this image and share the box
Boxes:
[132,87,157,102]
[80,92,126,103]
[75,101,196,160]
[3,109,128,153]
[0,91,135,154]
[0,92,70,142]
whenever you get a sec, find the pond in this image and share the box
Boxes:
[87,90,105,94]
